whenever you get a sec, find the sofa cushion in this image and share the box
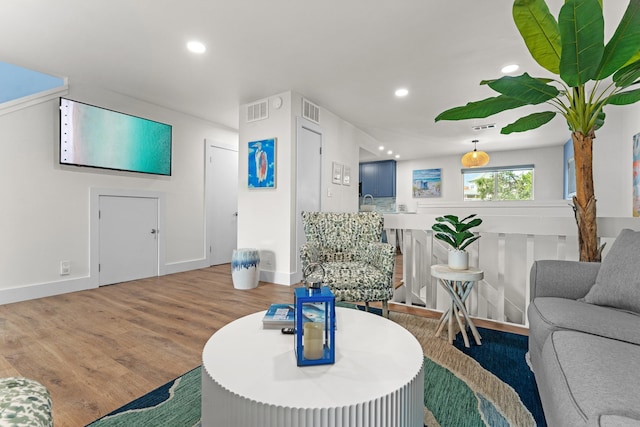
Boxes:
[528,297,640,357]
[536,331,640,427]
[584,229,640,314]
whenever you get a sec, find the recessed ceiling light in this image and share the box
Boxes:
[379,146,384,151]
[387,150,393,155]
[395,88,409,97]
[395,154,400,159]
[187,41,206,54]
[501,64,519,73]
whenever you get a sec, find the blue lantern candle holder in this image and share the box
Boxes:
[294,286,336,366]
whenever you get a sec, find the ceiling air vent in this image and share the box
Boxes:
[246,99,268,122]
[472,123,496,131]
[302,98,320,124]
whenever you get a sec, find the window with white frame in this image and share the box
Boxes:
[462,165,534,201]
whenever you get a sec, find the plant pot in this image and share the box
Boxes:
[448,250,469,270]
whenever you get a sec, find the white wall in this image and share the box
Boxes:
[237,92,296,284]
[596,101,640,217]
[0,82,238,303]
[237,91,371,285]
[395,102,639,219]
[3,82,637,303]
[316,102,373,213]
[395,145,565,212]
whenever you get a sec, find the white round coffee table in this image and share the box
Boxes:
[201,307,424,427]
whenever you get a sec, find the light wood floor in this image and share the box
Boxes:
[0,261,526,426]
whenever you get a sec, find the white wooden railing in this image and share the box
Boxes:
[384,213,640,327]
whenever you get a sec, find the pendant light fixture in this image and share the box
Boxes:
[461,140,490,168]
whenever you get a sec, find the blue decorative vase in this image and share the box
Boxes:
[231,248,260,290]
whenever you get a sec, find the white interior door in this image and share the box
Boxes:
[296,118,322,279]
[99,195,159,285]
[207,142,238,265]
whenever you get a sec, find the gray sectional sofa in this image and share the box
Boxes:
[528,229,640,427]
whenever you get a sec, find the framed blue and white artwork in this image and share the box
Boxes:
[248,138,276,189]
[413,168,441,198]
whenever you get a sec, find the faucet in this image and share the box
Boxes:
[362,194,374,205]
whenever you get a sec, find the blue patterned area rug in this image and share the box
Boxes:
[454,327,546,427]
[389,311,539,427]
[86,367,201,427]
[86,311,543,427]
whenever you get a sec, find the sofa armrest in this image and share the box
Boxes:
[530,260,600,300]
[360,242,396,284]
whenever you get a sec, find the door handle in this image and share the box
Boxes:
[151,229,158,234]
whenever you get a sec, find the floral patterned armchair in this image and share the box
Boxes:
[300,211,395,317]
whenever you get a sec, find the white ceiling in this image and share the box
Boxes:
[0,1,628,161]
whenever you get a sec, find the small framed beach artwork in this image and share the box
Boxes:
[413,168,442,198]
[248,138,276,189]
[332,162,343,185]
[342,166,351,185]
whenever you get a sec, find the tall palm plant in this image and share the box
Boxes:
[435,0,640,262]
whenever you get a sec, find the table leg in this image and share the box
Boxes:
[434,277,455,338]
[467,316,482,345]
[435,278,482,346]
[454,280,482,345]
[436,279,460,343]
[447,300,454,344]
[453,302,470,347]
[449,289,482,346]
[434,279,452,337]
[459,281,474,307]
[458,281,473,330]
[434,308,449,338]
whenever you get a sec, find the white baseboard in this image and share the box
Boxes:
[0,260,297,305]
[1,258,208,305]
[0,276,95,305]
[260,269,298,286]
[164,258,210,275]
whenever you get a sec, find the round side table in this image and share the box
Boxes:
[430,264,484,347]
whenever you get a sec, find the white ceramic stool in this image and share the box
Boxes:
[231,248,260,290]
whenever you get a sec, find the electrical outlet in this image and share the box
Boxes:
[262,253,274,268]
[60,260,71,276]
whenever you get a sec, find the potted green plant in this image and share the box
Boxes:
[435,0,640,262]
[432,214,483,270]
